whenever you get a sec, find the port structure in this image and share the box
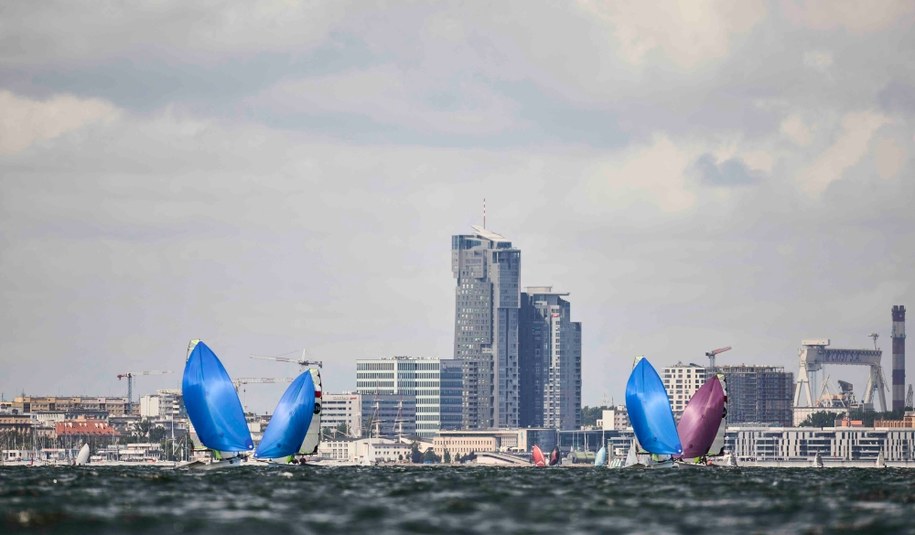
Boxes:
[793,339,888,412]
[116,370,172,413]
[231,376,295,391]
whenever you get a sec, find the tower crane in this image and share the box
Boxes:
[705,346,732,370]
[250,349,322,369]
[116,370,173,413]
[231,377,296,391]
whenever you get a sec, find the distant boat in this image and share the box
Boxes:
[549,446,560,466]
[813,452,824,468]
[180,340,254,468]
[74,443,90,466]
[594,446,607,467]
[676,374,727,463]
[876,451,886,468]
[531,445,546,467]
[254,370,316,461]
[625,357,682,467]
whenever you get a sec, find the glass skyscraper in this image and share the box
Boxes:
[452,226,521,429]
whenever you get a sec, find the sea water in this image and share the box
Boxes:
[1,465,913,534]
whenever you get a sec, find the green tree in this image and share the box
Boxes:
[422,447,441,464]
[581,406,609,427]
[410,442,422,463]
[799,411,839,427]
[443,449,452,464]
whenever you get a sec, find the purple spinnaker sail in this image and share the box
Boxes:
[676,376,726,459]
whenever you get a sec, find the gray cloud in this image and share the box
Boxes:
[691,153,764,186]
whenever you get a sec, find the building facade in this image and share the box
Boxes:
[662,362,708,419]
[519,287,582,429]
[321,393,364,438]
[452,226,521,429]
[356,356,458,437]
[139,390,185,420]
[718,365,794,426]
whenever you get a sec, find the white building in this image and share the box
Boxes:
[728,426,915,463]
[139,390,183,420]
[356,356,458,438]
[599,406,630,431]
[662,362,707,418]
[317,437,412,464]
[321,393,364,438]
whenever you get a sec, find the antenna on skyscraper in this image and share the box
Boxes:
[483,197,486,228]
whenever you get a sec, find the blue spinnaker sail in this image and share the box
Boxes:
[255,371,316,459]
[182,341,254,453]
[625,357,682,456]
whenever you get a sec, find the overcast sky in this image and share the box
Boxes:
[1,1,913,415]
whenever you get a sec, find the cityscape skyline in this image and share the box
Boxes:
[1,3,914,415]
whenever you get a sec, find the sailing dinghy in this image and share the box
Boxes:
[180,340,254,468]
[625,357,682,468]
[74,443,90,466]
[253,370,316,462]
[296,368,322,458]
[675,374,726,465]
[531,445,546,467]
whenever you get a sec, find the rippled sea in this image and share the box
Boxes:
[2,465,914,534]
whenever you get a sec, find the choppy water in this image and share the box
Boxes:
[1,465,914,534]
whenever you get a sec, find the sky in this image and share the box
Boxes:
[1,1,913,415]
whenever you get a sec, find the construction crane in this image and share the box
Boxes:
[705,346,732,370]
[250,349,323,369]
[116,370,172,413]
[231,377,296,391]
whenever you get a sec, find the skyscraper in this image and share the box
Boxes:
[519,287,582,429]
[452,226,521,429]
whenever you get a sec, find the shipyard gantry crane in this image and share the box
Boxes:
[705,346,732,370]
[116,370,173,413]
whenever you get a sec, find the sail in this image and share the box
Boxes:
[549,446,560,466]
[182,340,254,453]
[624,439,639,467]
[595,446,607,467]
[676,375,726,458]
[531,445,546,467]
[707,373,728,457]
[625,357,682,456]
[298,368,322,455]
[75,443,90,465]
[255,371,316,459]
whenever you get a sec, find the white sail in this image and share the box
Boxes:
[707,373,728,457]
[298,368,322,455]
[75,444,90,465]
[624,439,639,467]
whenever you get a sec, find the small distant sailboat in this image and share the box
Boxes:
[253,370,316,462]
[531,445,546,467]
[813,452,824,468]
[180,340,254,468]
[74,443,90,466]
[549,446,561,466]
[595,445,607,467]
[676,374,727,465]
[625,357,682,468]
[876,451,886,468]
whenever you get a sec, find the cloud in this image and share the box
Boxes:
[781,0,915,33]
[577,0,767,68]
[803,50,834,72]
[873,135,908,179]
[690,153,764,186]
[0,90,120,155]
[781,115,814,146]
[795,111,890,196]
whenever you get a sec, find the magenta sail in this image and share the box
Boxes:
[676,376,726,459]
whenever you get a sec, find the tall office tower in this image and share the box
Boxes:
[662,362,708,419]
[718,365,794,426]
[452,226,521,429]
[519,287,582,429]
[355,356,457,437]
[892,305,906,412]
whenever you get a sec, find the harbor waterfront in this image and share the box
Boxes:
[2,465,914,534]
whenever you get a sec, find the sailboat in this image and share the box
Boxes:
[253,370,316,462]
[180,340,254,468]
[549,446,561,466]
[296,368,322,459]
[594,445,608,467]
[74,443,90,466]
[531,445,546,467]
[625,357,682,468]
[675,374,727,465]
